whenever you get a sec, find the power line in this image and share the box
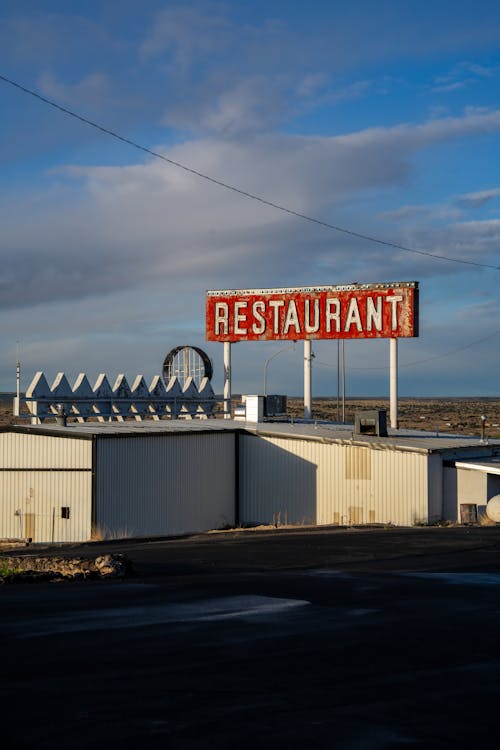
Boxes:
[1,72,499,272]
[314,328,500,371]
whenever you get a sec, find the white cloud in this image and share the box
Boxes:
[433,81,467,93]
[432,61,499,94]
[0,12,124,68]
[38,71,111,108]
[467,63,497,77]
[381,203,463,223]
[457,188,500,208]
[2,4,500,396]
[304,79,373,110]
[164,75,290,135]
[296,73,329,98]
[140,6,236,65]
[1,106,499,336]
[336,108,500,149]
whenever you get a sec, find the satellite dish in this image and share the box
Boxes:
[162,346,213,388]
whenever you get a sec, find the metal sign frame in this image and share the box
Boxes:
[206,282,419,426]
[206,282,418,342]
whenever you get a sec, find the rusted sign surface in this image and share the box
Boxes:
[206,282,419,342]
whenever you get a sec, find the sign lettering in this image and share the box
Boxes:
[206,283,418,342]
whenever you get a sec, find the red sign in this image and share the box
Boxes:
[206,283,418,342]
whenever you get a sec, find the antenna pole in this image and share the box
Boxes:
[14,341,21,417]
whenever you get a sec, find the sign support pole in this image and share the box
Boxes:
[390,337,398,429]
[336,340,340,422]
[223,341,231,419]
[341,340,346,423]
[304,339,312,419]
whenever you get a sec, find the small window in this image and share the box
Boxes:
[61,506,70,519]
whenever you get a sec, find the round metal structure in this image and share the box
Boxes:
[486,495,500,523]
[162,346,213,387]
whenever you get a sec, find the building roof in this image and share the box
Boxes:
[454,457,500,475]
[2,419,234,440]
[245,421,500,454]
[4,418,500,455]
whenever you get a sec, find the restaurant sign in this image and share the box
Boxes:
[206,282,418,342]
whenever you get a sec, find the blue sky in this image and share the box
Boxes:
[1,0,500,398]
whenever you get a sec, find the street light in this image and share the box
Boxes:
[263,344,296,396]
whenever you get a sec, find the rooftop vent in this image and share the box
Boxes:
[354,409,388,437]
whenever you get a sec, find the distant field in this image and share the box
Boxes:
[288,397,500,437]
[0,397,18,427]
[2,396,499,438]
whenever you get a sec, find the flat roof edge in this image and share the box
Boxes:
[245,427,432,454]
[0,425,95,440]
[0,425,238,440]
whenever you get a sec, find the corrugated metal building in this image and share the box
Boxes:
[0,422,235,543]
[1,420,499,542]
[238,423,499,527]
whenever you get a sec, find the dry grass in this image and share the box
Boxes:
[91,525,134,541]
[478,511,496,527]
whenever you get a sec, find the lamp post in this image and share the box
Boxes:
[481,414,487,443]
[263,344,296,397]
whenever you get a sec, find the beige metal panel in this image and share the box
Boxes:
[95,433,235,537]
[457,468,487,505]
[0,471,92,542]
[0,433,91,469]
[318,443,429,527]
[345,447,371,480]
[240,436,431,527]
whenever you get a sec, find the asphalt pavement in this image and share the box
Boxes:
[1,526,499,749]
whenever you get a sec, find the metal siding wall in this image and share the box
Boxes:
[443,467,458,521]
[427,454,443,522]
[95,433,235,537]
[238,435,318,525]
[319,444,429,526]
[0,433,91,469]
[0,471,92,542]
[457,468,487,505]
[240,436,430,527]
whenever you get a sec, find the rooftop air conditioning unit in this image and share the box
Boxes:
[264,395,287,418]
[354,410,388,437]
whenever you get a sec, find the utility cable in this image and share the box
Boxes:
[1,73,497,270]
[1,73,499,271]
[314,328,500,371]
